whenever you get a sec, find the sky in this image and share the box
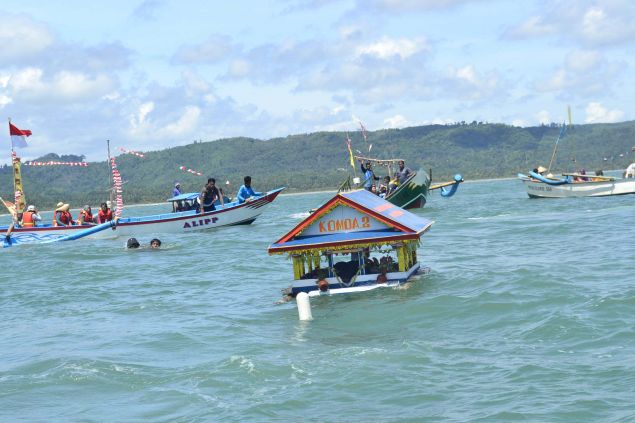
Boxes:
[1,0,634,162]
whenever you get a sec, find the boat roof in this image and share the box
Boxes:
[166,192,199,202]
[268,189,433,254]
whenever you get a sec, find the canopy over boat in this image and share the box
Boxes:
[166,192,200,202]
[269,189,433,254]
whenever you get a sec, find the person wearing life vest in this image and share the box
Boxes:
[77,205,96,226]
[21,205,42,227]
[53,202,75,227]
[97,202,113,223]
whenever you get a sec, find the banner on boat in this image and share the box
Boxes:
[300,204,390,236]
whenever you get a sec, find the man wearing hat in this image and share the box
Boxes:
[172,182,183,212]
[21,205,42,227]
[54,202,75,226]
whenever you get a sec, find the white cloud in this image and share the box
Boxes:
[0,94,12,107]
[512,119,528,127]
[444,65,500,100]
[161,106,201,137]
[8,67,114,101]
[0,14,54,63]
[383,114,409,128]
[584,102,624,123]
[565,50,601,71]
[367,0,479,12]
[173,35,234,64]
[228,59,251,78]
[536,110,551,125]
[356,37,426,60]
[504,16,556,39]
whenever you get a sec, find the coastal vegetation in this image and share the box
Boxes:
[2,120,634,209]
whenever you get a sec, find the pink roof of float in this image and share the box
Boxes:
[268,189,433,254]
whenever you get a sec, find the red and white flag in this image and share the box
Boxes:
[9,123,32,149]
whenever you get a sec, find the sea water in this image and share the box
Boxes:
[1,179,634,422]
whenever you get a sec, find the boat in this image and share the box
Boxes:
[268,189,434,299]
[3,219,119,248]
[342,156,463,209]
[1,188,285,242]
[518,122,635,198]
[518,171,635,198]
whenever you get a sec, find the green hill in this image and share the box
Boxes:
[2,121,634,209]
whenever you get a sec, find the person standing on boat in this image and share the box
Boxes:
[172,182,183,212]
[199,178,224,214]
[360,160,379,191]
[394,160,413,184]
[21,205,42,227]
[97,202,113,223]
[237,176,263,203]
[625,162,635,178]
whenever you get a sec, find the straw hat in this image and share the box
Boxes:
[537,166,547,173]
[55,203,70,212]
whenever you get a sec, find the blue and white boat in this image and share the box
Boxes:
[269,189,434,298]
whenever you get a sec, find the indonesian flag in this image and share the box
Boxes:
[9,123,32,149]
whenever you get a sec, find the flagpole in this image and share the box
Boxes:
[107,139,114,207]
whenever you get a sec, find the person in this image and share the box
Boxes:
[376,265,388,284]
[97,202,113,223]
[53,202,75,226]
[172,182,183,212]
[21,205,42,227]
[625,162,635,178]
[394,160,413,184]
[237,176,263,203]
[150,238,161,249]
[199,178,224,214]
[77,205,96,225]
[360,159,379,191]
[126,238,140,249]
[379,176,390,198]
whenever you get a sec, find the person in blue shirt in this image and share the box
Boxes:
[359,159,379,191]
[237,176,263,203]
[172,182,183,212]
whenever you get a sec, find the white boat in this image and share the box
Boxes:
[1,188,285,243]
[519,173,635,198]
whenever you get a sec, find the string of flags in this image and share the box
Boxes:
[24,161,88,166]
[179,165,203,176]
[111,157,124,218]
[118,147,145,158]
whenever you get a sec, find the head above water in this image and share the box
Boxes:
[127,238,140,249]
[150,238,161,248]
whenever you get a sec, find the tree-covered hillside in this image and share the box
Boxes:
[2,121,634,209]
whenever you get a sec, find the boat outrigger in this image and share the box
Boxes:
[269,189,434,300]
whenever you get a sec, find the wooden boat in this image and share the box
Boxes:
[269,189,434,298]
[3,219,118,248]
[518,171,635,198]
[1,188,285,242]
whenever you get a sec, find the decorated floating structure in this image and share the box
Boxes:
[269,189,434,301]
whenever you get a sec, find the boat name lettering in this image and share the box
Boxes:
[318,217,370,233]
[183,217,219,228]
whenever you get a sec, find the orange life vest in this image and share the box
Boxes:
[53,210,73,226]
[22,211,35,227]
[78,210,93,224]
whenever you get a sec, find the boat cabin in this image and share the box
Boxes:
[268,189,434,297]
[166,192,232,212]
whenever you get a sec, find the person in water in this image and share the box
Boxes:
[77,205,96,225]
[150,238,161,249]
[237,176,263,203]
[126,238,140,249]
[199,178,224,214]
[98,202,113,223]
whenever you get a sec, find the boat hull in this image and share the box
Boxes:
[520,178,635,198]
[385,168,430,209]
[2,188,284,243]
[290,262,422,297]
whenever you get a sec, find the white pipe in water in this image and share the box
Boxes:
[296,292,313,321]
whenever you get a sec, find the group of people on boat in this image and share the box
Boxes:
[9,201,114,228]
[172,176,263,214]
[359,159,413,198]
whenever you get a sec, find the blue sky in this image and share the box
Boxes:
[1,0,634,162]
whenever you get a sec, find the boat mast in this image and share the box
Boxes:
[547,123,566,173]
[107,139,114,206]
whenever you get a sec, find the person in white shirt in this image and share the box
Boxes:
[625,162,635,178]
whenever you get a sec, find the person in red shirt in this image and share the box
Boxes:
[97,202,113,223]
